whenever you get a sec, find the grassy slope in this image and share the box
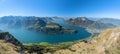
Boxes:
[0,40,20,54]
[54,27,120,54]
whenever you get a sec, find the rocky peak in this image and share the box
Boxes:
[67,17,94,28]
[76,17,88,21]
[0,32,22,46]
[0,31,23,54]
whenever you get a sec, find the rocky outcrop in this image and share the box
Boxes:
[0,32,22,46]
[53,27,120,54]
[0,31,23,54]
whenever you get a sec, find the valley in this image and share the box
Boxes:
[0,16,120,54]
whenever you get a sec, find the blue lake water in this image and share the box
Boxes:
[0,19,91,43]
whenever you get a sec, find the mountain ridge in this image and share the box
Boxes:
[67,17,117,34]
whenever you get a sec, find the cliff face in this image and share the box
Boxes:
[54,27,120,54]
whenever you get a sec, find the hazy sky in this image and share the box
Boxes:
[0,0,120,18]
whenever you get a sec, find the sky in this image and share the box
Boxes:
[0,0,120,18]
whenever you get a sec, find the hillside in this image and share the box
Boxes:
[0,40,20,54]
[67,17,116,33]
[0,32,22,46]
[53,27,120,54]
[0,31,22,54]
[97,18,120,26]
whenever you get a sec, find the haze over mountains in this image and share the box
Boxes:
[0,16,120,34]
[0,16,120,54]
[0,16,120,42]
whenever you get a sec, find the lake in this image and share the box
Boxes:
[0,19,91,43]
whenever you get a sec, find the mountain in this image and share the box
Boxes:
[87,17,101,21]
[53,27,120,54]
[0,16,46,28]
[67,17,116,33]
[0,16,76,34]
[67,17,94,28]
[0,16,120,54]
[87,22,116,34]
[97,18,120,26]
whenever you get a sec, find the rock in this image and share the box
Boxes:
[0,32,22,46]
[0,31,23,54]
